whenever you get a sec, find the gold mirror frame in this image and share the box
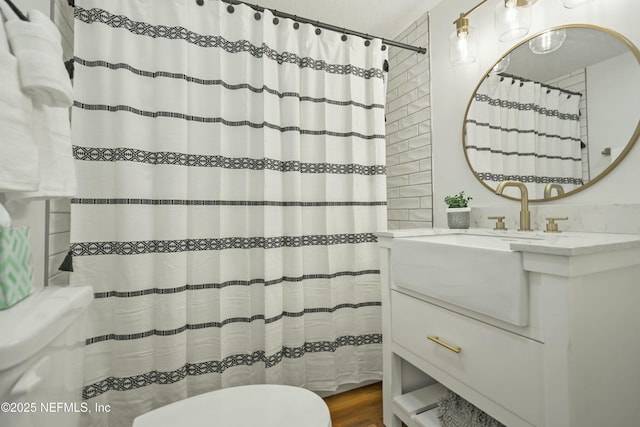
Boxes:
[463,24,640,202]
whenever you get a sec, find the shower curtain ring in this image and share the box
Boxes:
[253,3,261,20]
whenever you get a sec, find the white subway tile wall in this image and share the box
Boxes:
[53,0,74,61]
[48,199,70,285]
[386,12,432,230]
[48,0,74,285]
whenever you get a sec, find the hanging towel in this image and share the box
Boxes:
[4,102,76,205]
[0,7,39,193]
[3,8,72,107]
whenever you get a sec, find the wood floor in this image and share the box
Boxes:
[323,382,384,427]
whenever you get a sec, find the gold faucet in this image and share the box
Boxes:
[544,183,565,199]
[495,181,531,231]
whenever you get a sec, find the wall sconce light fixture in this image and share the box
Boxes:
[450,0,487,65]
[495,0,534,42]
[450,13,479,65]
[450,0,538,66]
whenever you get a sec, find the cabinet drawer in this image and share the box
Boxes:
[392,291,543,426]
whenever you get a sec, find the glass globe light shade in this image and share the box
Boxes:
[491,55,511,74]
[529,29,567,54]
[495,0,531,42]
[449,25,478,65]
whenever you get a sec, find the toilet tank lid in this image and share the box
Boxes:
[0,285,93,370]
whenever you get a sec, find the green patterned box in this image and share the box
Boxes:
[0,227,33,309]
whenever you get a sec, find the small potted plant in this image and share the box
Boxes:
[444,191,472,229]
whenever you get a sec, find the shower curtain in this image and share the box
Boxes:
[465,73,583,198]
[70,1,387,426]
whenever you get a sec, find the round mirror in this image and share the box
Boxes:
[463,24,640,202]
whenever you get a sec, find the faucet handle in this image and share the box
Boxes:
[488,216,507,230]
[544,216,568,233]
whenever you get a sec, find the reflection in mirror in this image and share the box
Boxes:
[463,25,640,202]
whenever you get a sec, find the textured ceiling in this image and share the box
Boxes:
[507,27,630,82]
[255,0,443,41]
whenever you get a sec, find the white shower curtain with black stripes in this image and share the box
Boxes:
[70,1,387,426]
[465,74,583,199]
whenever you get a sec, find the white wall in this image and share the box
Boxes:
[430,0,640,228]
[587,51,640,178]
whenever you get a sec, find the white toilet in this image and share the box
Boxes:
[0,285,93,427]
[0,284,330,427]
[133,383,332,427]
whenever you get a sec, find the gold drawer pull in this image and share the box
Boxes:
[427,336,461,353]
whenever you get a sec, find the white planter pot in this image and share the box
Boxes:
[447,207,471,229]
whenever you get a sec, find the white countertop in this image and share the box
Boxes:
[376,228,640,256]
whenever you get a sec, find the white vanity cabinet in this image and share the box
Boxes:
[378,229,640,427]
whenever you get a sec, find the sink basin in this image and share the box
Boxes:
[418,232,543,249]
[391,232,532,326]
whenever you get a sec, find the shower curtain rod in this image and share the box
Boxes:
[203,0,427,54]
[66,0,426,54]
[497,72,583,97]
[3,0,28,21]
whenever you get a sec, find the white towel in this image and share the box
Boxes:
[0,8,40,193]
[4,101,77,205]
[4,8,72,107]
